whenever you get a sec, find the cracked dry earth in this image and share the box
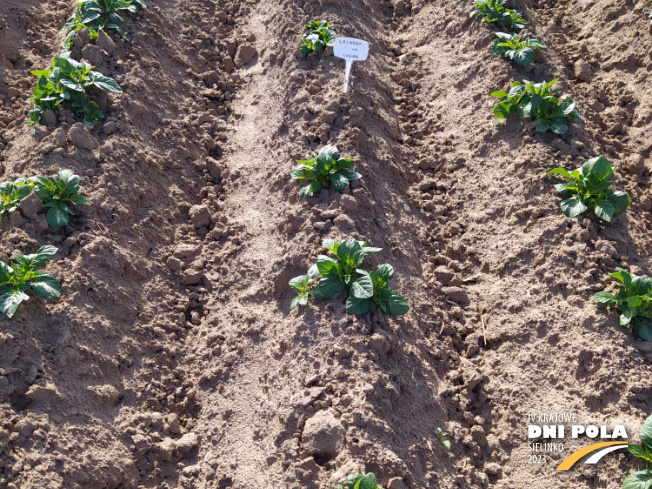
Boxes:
[1,0,651,488]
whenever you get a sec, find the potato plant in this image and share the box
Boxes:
[491,79,580,134]
[335,473,384,489]
[623,415,652,489]
[299,20,336,55]
[291,145,361,197]
[594,269,652,341]
[62,0,146,41]
[31,170,93,229]
[491,32,546,66]
[0,179,35,217]
[290,238,409,316]
[28,56,122,126]
[471,0,527,30]
[547,156,630,222]
[0,246,61,318]
[434,427,451,451]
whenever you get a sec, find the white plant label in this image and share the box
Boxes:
[333,38,369,93]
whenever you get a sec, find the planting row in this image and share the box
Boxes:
[468,0,651,343]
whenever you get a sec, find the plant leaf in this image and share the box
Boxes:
[593,291,618,306]
[345,296,373,315]
[622,468,652,489]
[594,201,615,222]
[30,276,62,299]
[634,320,652,342]
[376,289,409,316]
[0,288,29,318]
[560,195,588,218]
[640,413,652,448]
[350,273,374,299]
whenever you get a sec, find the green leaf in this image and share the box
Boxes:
[291,292,309,309]
[629,444,649,459]
[593,291,618,306]
[549,118,569,134]
[376,264,394,282]
[32,246,58,267]
[30,276,62,299]
[337,238,362,261]
[316,256,340,279]
[584,155,612,182]
[594,201,615,222]
[607,191,631,216]
[376,289,409,316]
[512,47,534,66]
[331,173,350,190]
[547,167,572,179]
[299,181,321,198]
[289,274,311,291]
[350,273,374,299]
[311,276,345,299]
[560,195,588,218]
[340,170,362,181]
[490,90,509,98]
[345,296,373,315]
[317,145,340,165]
[46,202,74,229]
[89,73,122,92]
[536,119,551,132]
[622,468,652,489]
[620,306,634,326]
[610,268,632,288]
[634,319,652,342]
[640,414,652,448]
[0,288,29,318]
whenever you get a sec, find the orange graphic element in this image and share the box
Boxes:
[556,441,628,471]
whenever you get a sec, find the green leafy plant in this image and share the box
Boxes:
[335,473,384,489]
[470,0,527,30]
[594,269,652,341]
[547,156,630,222]
[291,145,361,198]
[31,170,92,229]
[62,0,146,41]
[299,20,336,55]
[434,427,451,451]
[28,55,122,126]
[623,415,652,489]
[491,32,546,66]
[0,246,61,318]
[491,78,580,134]
[0,179,35,217]
[290,238,409,316]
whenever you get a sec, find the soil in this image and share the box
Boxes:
[0,0,651,488]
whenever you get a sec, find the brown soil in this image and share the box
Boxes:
[0,0,651,488]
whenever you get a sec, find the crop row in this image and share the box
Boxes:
[472,2,651,488]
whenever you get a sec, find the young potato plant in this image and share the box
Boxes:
[434,427,451,451]
[335,473,384,489]
[31,170,92,229]
[0,246,61,318]
[291,145,361,198]
[547,156,630,222]
[299,20,336,55]
[594,269,652,341]
[28,56,122,126]
[0,179,35,217]
[623,415,652,489]
[290,238,409,316]
[471,0,527,30]
[62,0,146,41]
[491,32,546,66]
[491,78,580,134]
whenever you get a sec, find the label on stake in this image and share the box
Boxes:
[334,38,369,93]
